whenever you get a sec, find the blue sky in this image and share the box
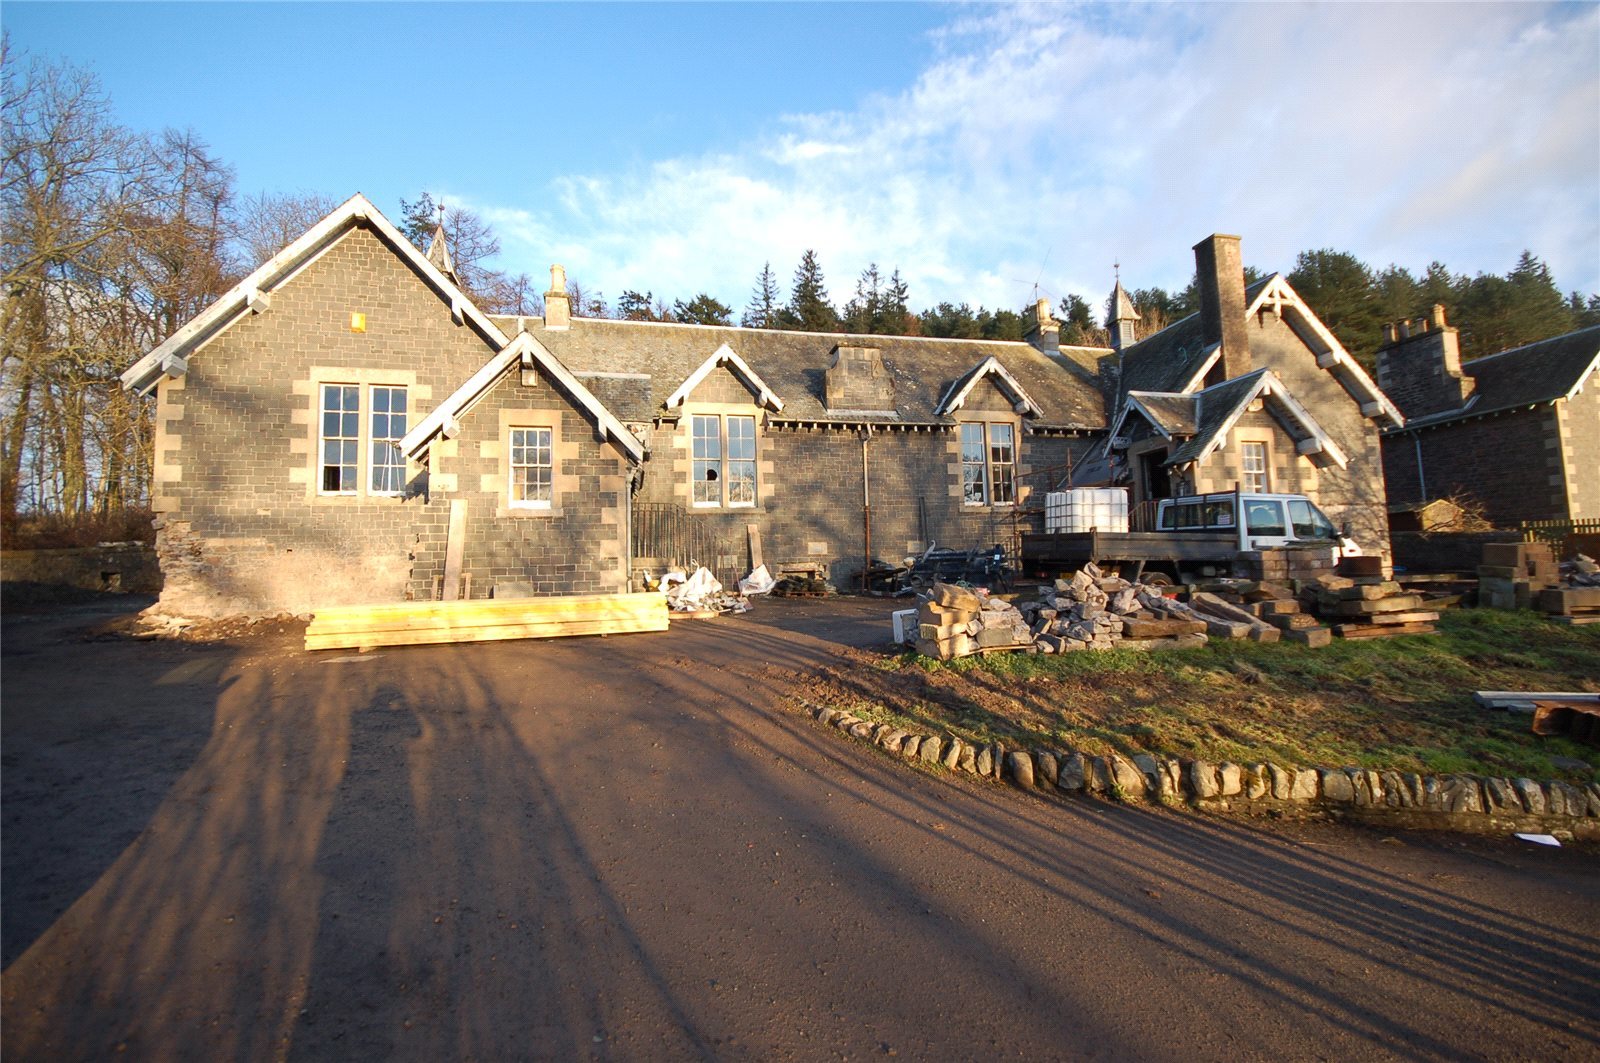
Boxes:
[8,2,1599,316]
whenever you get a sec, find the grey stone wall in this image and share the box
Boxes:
[1382,406,1567,527]
[634,369,1096,586]
[0,544,161,594]
[421,363,631,598]
[148,225,502,616]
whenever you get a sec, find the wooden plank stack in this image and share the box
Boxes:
[305,591,669,651]
[1301,573,1441,639]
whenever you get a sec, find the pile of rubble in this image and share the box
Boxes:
[1023,565,1206,653]
[912,583,1032,660]
[909,564,1217,660]
[1540,553,1600,625]
[1566,554,1600,588]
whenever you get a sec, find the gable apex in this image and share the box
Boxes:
[664,343,785,412]
[121,194,507,396]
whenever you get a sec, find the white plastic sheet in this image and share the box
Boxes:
[738,564,775,596]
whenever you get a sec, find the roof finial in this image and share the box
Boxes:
[1114,260,1121,284]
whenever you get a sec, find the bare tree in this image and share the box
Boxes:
[234,189,337,266]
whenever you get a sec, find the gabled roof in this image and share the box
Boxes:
[1393,325,1600,431]
[1165,368,1349,468]
[934,355,1043,417]
[1125,392,1197,438]
[121,194,507,395]
[491,316,1106,430]
[664,343,785,412]
[400,331,645,464]
[1110,274,1402,427]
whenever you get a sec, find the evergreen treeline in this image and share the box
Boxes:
[5,43,1595,525]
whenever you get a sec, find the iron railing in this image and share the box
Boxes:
[631,502,737,586]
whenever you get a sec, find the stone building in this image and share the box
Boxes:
[1070,235,1402,558]
[123,199,1398,615]
[1377,310,1600,527]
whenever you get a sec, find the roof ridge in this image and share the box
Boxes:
[514,314,1046,348]
[1462,323,1600,366]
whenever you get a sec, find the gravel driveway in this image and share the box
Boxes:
[4,596,1598,1060]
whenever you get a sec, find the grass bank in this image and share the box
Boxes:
[807,608,1600,784]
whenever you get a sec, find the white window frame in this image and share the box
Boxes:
[368,385,409,496]
[691,413,758,509]
[1240,439,1271,493]
[508,426,554,510]
[319,383,361,495]
[960,420,1017,507]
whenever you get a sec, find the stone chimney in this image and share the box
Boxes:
[1375,304,1473,418]
[1025,297,1059,353]
[544,264,570,330]
[1194,234,1250,380]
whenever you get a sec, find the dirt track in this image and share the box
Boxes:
[4,596,1599,1061]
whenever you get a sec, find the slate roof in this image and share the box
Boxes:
[1166,371,1270,465]
[1112,276,1275,398]
[1403,325,1600,428]
[1127,392,1197,437]
[492,316,1107,430]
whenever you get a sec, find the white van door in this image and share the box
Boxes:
[1242,498,1295,549]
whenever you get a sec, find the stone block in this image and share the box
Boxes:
[1291,769,1320,801]
[1244,763,1269,800]
[1267,763,1293,800]
[1034,750,1058,788]
[1188,760,1220,799]
[1007,750,1035,788]
[1057,752,1085,792]
[941,737,964,771]
[1513,778,1546,815]
[919,736,944,765]
[1217,762,1243,797]
[1321,769,1355,803]
[1483,777,1522,813]
[1110,755,1148,798]
[1132,753,1162,793]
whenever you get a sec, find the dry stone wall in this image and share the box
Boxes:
[805,702,1600,840]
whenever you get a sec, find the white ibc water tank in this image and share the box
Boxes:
[1045,488,1129,533]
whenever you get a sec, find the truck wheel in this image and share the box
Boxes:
[1144,572,1173,587]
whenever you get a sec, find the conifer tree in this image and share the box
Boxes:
[742,262,781,328]
[787,250,838,332]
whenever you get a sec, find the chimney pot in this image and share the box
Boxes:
[1429,303,1447,330]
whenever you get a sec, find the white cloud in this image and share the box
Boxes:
[470,2,1600,316]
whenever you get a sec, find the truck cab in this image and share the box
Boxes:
[1155,492,1361,555]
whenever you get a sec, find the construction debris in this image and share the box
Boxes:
[1534,554,1600,624]
[663,567,750,615]
[908,565,1211,660]
[772,574,837,597]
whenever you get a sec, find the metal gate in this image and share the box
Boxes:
[631,502,738,586]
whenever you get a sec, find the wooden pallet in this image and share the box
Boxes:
[1332,621,1437,639]
[305,592,669,651]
